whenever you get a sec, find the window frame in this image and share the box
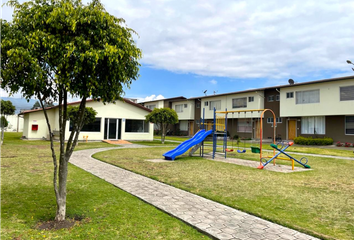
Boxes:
[209,100,221,110]
[237,119,252,133]
[175,104,184,113]
[268,95,274,102]
[340,85,354,101]
[276,95,280,101]
[125,119,149,133]
[232,97,247,109]
[70,117,101,132]
[248,96,254,102]
[146,104,156,110]
[345,116,354,135]
[296,89,320,104]
[286,92,294,98]
[301,116,325,135]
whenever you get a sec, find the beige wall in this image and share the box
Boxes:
[23,109,56,139]
[144,100,164,109]
[200,91,265,119]
[280,79,354,117]
[171,100,195,120]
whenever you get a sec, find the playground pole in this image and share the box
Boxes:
[225,108,227,159]
[213,107,216,159]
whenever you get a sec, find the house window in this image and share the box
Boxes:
[286,92,294,98]
[301,116,325,134]
[175,104,183,113]
[276,95,280,101]
[340,85,354,101]
[237,119,252,133]
[204,101,209,107]
[345,116,354,135]
[232,97,247,108]
[184,104,188,108]
[196,102,201,108]
[296,89,320,104]
[179,121,188,131]
[268,95,274,102]
[209,100,221,110]
[70,118,101,132]
[125,120,149,133]
[146,104,156,110]
[267,118,282,123]
[248,96,254,102]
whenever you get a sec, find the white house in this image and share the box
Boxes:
[21,98,154,141]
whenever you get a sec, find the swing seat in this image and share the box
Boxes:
[237,149,246,153]
[226,148,234,152]
[251,146,260,153]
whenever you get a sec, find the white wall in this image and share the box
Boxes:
[280,79,354,117]
[64,100,153,141]
[200,91,264,119]
[2,115,24,132]
[171,100,195,120]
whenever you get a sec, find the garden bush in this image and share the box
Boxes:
[294,136,333,145]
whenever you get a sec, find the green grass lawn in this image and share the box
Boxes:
[1,133,208,239]
[94,147,354,240]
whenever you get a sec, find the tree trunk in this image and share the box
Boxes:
[161,124,165,144]
[55,157,68,221]
[1,127,4,145]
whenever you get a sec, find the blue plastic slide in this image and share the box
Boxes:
[163,129,213,160]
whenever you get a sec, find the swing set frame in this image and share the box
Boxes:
[212,108,277,161]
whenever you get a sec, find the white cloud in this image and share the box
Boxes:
[210,79,217,85]
[137,94,165,103]
[105,0,354,79]
[3,0,354,81]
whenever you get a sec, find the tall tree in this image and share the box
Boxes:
[1,0,142,221]
[145,108,178,144]
[0,100,16,144]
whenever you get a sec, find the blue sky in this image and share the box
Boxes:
[2,0,354,102]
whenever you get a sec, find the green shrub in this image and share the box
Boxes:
[294,136,333,145]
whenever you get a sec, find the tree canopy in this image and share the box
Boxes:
[1,0,142,221]
[0,100,15,144]
[67,106,97,130]
[145,108,178,144]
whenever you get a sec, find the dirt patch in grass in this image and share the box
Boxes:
[36,219,76,230]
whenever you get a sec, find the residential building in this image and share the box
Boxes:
[141,75,354,142]
[21,99,154,141]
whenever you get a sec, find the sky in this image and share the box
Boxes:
[1,0,354,102]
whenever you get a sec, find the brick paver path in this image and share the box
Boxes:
[70,146,319,240]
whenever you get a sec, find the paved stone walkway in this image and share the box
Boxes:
[70,146,319,240]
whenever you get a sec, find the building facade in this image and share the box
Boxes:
[141,76,354,142]
[21,99,154,141]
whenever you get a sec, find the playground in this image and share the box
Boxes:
[163,107,312,172]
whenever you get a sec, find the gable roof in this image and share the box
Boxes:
[140,96,187,104]
[189,75,354,100]
[20,98,152,115]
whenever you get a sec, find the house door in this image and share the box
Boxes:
[104,118,121,140]
[288,120,296,140]
[189,121,194,136]
[254,120,261,139]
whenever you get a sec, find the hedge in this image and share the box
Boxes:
[294,136,333,145]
